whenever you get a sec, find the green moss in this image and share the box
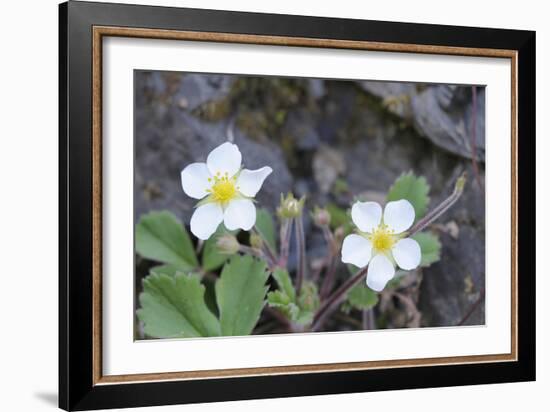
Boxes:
[194,99,231,122]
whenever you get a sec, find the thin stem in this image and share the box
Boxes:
[252,226,278,265]
[195,239,204,255]
[408,172,466,236]
[311,255,331,283]
[279,218,293,267]
[362,309,369,330]
[320,258,338,299]
[366,308,376,330]
[457,288,485,326]
[334,313,363,329]
[311,265,369,331]
[393,291,421,326]
[295,215,307,293]
[198,268,219,283]
[320,227,339,299]
[238,245,266,261]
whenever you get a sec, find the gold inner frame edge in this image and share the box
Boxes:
[91,26,518,386]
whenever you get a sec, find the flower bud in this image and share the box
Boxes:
[455,172,467,193]
[249,233,264,250]
[216,234,240,255]
[333,226,345,245]
[277,193,305,219]
[312,207,331,227]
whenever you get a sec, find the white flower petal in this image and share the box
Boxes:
[236,166,273,197]
[223,199,256,231]
[351,201,382,233]
[366,254,395,292]
[392,238,421,270]
[383,199,415,234]
[341,234,372,268]
[190,203,223,240]
[180,163,211,199]
[206,142,242,177]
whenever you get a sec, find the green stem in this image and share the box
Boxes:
[279,218,293,267]
[253,226,278,265]
[295,215,307,293]
[319,227,338,299]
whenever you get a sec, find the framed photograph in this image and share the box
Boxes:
[59,1,535,410]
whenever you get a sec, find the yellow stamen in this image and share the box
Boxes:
[368,224,396,254]
[207,174,237,203]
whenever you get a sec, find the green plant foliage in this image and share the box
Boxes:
[201,226,239,272]
[412,232,442,267]
[267,290,300,320]
[255,208,277,251]
[326,203,353,234]
[267,269,319,326]
[343,264,379,311]
[272,267,296,302]
[298,281,320,313]
[215,255,270,336]
[387,172,430,220]
[146,264,179,277]
[347,283,379,310]
[137,269,220,339]
[135,211,198,270]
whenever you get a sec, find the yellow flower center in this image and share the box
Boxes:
[368,225,396,254]
[207,172,238,203]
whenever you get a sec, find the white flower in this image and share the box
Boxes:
[180,142,272,240]
[341,199,421,292]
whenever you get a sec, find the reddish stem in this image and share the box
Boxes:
[312,266,369,331]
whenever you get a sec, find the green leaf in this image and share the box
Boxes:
[272,268,296,302]
[297,281,320,313]
[326,203,354,234]
[136,211,198,270]
[255,208,277,252]
[295,281,320,325]
[267,275,318,326]
[215,255,270,336]
[137,269,220,338]
[387,172,430,220]
[412,232,442,267]
[147,264,179,277]
[267,290,300,320]
[347,283,379,310]
[344,264,378,311]
[201,226,239,272]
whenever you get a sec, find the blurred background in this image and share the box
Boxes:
[134,71,486,330]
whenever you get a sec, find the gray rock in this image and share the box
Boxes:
[282,109,321,150]
[358,81,485,162]
[134,72,292,225]
[307,79,326,100]
[418,174,486,326]
[175,73,235,111]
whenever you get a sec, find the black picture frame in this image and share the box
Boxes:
[59,1,535,410]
